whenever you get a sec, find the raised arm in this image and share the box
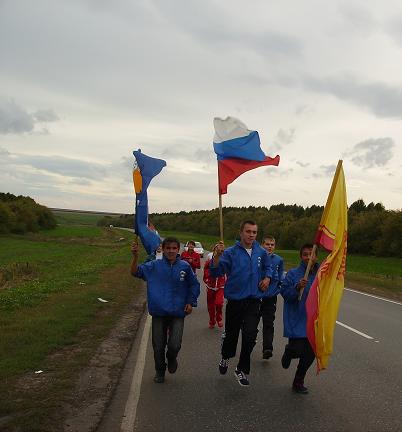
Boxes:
[130,241,139,276]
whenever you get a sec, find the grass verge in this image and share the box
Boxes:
[0,225,145,431]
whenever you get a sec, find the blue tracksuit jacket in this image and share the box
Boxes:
[209,241,273,300]
[134,255,200,317]
[261,253,284,298]
[281,261,319,338]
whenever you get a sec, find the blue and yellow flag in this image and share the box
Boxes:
[132,150,166,255]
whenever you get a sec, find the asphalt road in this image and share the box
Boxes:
[100,260,402,432]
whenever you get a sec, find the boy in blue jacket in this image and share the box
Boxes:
[281,243,318,394]
[260,236,284,360]
[131,237,200,383]
[211,220,272,386]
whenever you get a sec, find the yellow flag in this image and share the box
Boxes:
[306,160,347,371]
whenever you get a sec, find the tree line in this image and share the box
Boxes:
[0,193,57,234]
[98,199,402,258]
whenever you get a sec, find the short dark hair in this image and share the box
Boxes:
[299,243,314,257]
[263,236,275,243]
[162,237,180,249]
[240,220,257,231]
[187,240,196,246]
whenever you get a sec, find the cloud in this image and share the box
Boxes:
[69,178,92,186]
[294,105,312,116]
[32,109,59,122]
[153,1,302,58]
[0,147,10,156]
[344,137,395,168]
[312,164,337,178]
[0,98,34,134]
[0,147,108,180]
[302,74,402,118]
[271,128,295,152]
[194,147,214,163]
[21,154,109,179]
[337,3,377,35]
[0,98,59,134]
[266,167,293,178]
[296,161,310,168]
[386,15,402,47]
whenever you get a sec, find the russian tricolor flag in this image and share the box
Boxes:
[213,117,280,194]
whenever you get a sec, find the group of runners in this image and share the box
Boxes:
[130,220,318,394]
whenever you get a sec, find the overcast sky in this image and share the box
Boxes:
[1,0,401,213]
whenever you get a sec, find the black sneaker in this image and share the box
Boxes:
[218,358,229,375]
[153,373,165,383]
[292,376,308,394]
[292,383,309,394]
[281,350,292,369]
[262,349,273,360]
[234,369,249,386]
[167,357,178,374]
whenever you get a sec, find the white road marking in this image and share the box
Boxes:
[344,288,402,306]
[336,320,374,340]
[120,313,151,432]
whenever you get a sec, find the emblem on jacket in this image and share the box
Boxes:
[180,270,186,281]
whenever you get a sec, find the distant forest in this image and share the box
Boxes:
[98,199,402,258]
[0,193,56,234]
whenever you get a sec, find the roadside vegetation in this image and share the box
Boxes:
[0,210,143,431]
[159,230,402,300]
[0,192,56,234]
[100,199,402,258]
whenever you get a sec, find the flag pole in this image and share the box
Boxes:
[219,194,224,241]
[217,161,224,241]
[298,160,343,301]
[298,244,318,300]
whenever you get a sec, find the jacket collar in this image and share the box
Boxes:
[162,254,181,265]
[235,240,259,251]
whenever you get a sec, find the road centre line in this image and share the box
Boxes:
[344,288,402,306]
[121,313,151,432]
[336,320,374,340]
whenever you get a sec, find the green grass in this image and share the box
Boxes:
[0,222,144,430]
[52,210,115,226]
[38,225,104,238]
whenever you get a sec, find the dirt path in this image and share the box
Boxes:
[62,289,147,432]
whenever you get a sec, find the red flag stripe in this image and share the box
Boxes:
[218,155,280,195]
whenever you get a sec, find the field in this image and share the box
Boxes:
[160,230,402,299]
[51,209,115,226]
[0,211,143,431]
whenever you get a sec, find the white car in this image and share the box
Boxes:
[184,241,204,258]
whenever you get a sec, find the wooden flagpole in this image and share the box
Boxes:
[219,194,224,241]
[217,161,224,241]
[298,244,317,300]
[298,160,343,300]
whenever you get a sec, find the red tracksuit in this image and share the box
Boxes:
[180,250,201,274]
[203,258,226,327]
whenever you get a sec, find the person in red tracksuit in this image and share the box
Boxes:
[181,240,201,274]
[203,245,226,329]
